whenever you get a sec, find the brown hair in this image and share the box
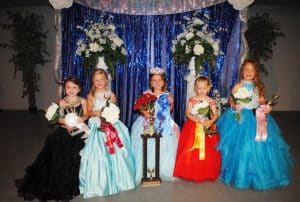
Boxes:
[239,59,265,97]
[87,69,109,106]
[194,75,212,88]
[149,73,168,92]
[64,76,81,92]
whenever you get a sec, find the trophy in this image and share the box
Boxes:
[141,132,162,186]
[266,95,280,106]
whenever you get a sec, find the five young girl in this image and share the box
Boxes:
[16,60,293,201]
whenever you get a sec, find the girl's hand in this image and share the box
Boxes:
[264,105,272,113]
[93,110,101,117]
[65,125,75,133]
[235,104,242,112]
[196,117,205,125]
[204,120,213,128]
[142,110,154,120]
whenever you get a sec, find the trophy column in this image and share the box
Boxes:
[141,133,162,186]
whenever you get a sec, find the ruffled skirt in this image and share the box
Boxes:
[16,127,85,201]
[217,108,293,190]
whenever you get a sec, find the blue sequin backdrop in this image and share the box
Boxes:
[61,2,239,127]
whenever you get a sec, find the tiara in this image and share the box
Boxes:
[197,74,210,79]
[149,67,165,75]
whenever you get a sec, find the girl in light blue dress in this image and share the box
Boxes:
[217,59,293,191]
[131,67,179,184]
[79,69,136,198]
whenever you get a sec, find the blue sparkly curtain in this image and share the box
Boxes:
[61,2,239,127]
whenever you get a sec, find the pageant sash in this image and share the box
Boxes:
[255,105,268,142]
[100,119,124,154]
[189,122,205,160]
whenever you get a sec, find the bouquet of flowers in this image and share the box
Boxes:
[76,18,127,77]
[232,87,252,121]
[191,100,210,117]
[100,101,123,154]
[101,101,120,125]
[134,93,157,115]
[172,12,221,74]
[134,93,157,135]
[45,103,59,125]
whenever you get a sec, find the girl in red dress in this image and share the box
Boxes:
[173,76,221,182]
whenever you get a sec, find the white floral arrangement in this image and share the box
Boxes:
[64,112,80,127]
[191,100,210,116]
[232,87,252,104]
[172,12,221,74]
[76,19,127,77]
[232,87,252,121]
[101,102,120,125]
[49,0,73,10]
[228,0,254,10]
[64,112,90,137]
[45,103,59,124]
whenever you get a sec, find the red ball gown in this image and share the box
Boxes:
[174,112,221,182]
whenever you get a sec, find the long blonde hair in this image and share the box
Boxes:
[239,59,265,98]
[87,69,109,107]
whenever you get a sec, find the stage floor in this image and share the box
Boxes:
[0,110,299,202]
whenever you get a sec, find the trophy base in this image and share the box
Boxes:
[141,178,162,187]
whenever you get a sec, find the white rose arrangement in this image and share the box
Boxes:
[45,103,59,124]
[191,100,210,117]
[172,13,221,74]
[101,102,120,125]
[76,19,127,77]
[232,87,252,121]
[232,87,252,104]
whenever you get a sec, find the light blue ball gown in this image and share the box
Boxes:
[79,91,136,198]
[217,80,293,190]
[131,91,179,184]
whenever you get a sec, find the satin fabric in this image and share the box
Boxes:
[131,92,179,184]
[79,92,136,198]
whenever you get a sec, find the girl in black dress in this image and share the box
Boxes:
[16,76,88,201]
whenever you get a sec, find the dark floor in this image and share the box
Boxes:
[0,111,299,202]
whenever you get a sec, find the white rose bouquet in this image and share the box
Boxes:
[232,87,252,121]
[172,13,221,74]
[232,87,252,104]
[45,103,59,125]
[76,18,127,77]
[191,100,210,117]
[101,101,120,125]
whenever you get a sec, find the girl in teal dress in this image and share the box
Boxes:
[131,67,179,184]
[217,59,293,190]
[79,69,136,198]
